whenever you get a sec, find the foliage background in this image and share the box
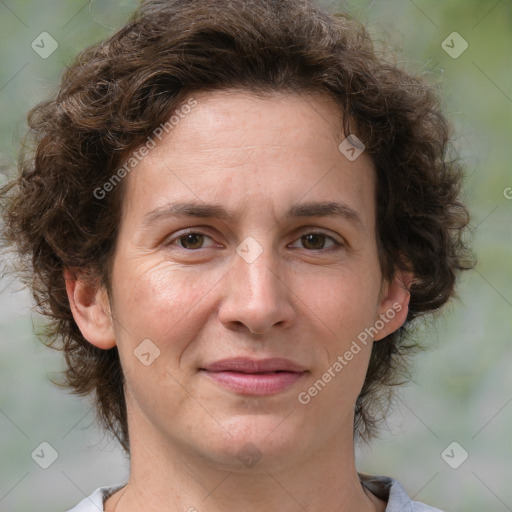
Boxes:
[0,0,510,510]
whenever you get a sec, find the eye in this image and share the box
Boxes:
[167,231,218,250]
[164,230,342,252]
[289,232,342,251]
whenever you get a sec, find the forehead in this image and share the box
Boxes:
[119,89,376,228]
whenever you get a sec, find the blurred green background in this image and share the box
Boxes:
[0,0,511,511]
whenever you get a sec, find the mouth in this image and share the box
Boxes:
[199,357,307,395]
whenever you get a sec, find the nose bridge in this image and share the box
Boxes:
[218,239,294,334]
[233,237,282,307]
[238,246,280,301]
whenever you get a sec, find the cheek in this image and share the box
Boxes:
[293,263,382,339]
[110,261,216,412]
[295,271,378,415]
[111,258,224,355]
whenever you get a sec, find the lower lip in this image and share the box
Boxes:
[201,370,306,395]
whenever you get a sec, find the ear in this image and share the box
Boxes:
[63,268,116,349]
[373,268,412,341]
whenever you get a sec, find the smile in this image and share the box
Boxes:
[200,369,307,395]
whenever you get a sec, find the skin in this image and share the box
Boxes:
[66,90,410,512]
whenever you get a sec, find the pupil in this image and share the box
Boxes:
[182,233,203,249]
[303,234,324,249]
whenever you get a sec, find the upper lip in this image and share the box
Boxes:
[201,357,306,373]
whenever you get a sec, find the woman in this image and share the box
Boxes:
[0,0,472,510]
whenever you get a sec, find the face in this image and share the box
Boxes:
[79,90,409,471]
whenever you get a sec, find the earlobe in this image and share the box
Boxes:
[63,268,116,349]
[374,269,412,341]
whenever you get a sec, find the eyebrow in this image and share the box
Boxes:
[143,200,364,229]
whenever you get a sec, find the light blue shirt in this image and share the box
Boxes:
[66,474,443,511]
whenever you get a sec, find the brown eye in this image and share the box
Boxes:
[288,232,341,251]
[301,233,334,250]
[164,230,219,252]
[178,233,205,249]
[301,233,328,250]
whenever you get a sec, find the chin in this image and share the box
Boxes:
[201,415,306,471]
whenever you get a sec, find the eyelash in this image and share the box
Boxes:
[165,229,344,252]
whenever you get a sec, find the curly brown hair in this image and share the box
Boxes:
[0,0,473,454]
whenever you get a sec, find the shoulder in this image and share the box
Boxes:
[359,473,444,512]
[65,483,127,512]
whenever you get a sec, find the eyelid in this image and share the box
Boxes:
[288,230,345,250]
[164,228,220,249]
[163,228,346,251]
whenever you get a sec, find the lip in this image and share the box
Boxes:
[202,357,306,373]
[200,357,307,395]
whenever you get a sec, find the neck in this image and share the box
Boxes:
[105,418,384,512]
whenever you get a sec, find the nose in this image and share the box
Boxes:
[218,245,296,336]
